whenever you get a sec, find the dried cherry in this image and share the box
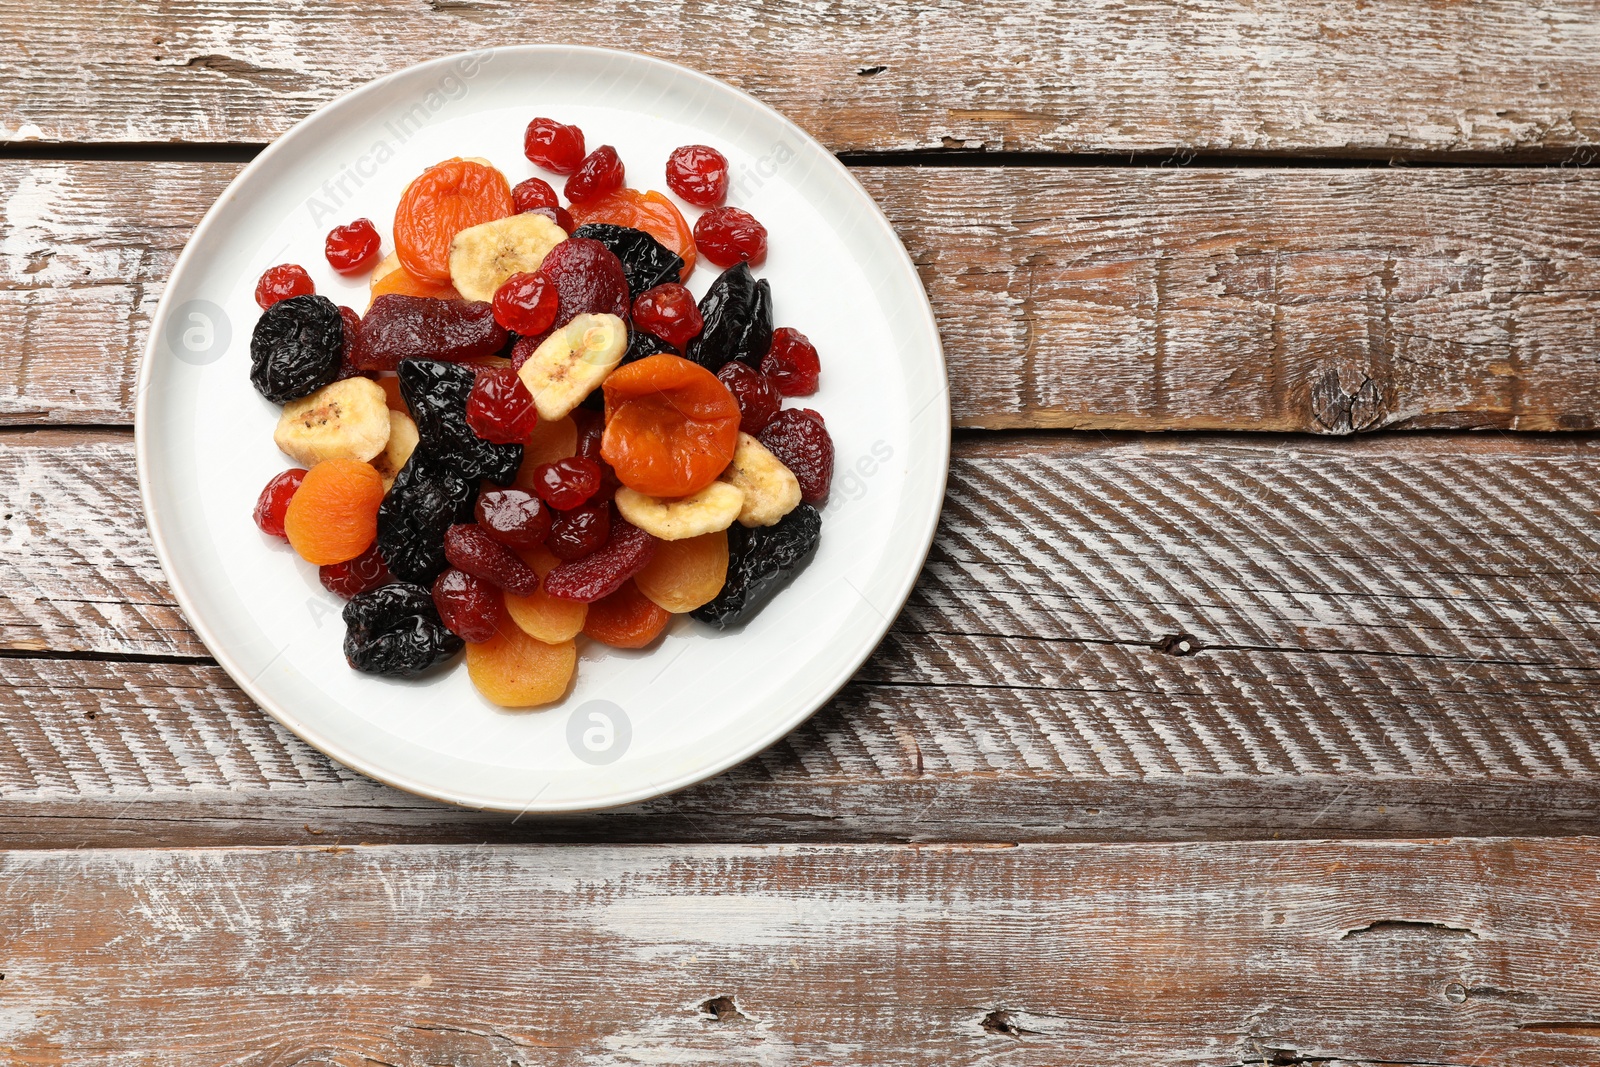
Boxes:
[539,237,631,326]
[632,283,703,350]
[524,117,586,175]
[466,365,539,445]
[353,294,509,371]
[511,176,558,213]
[320,543,391,598]
[665,145,729,207]
[475,488,551,548]
[694,206,767,268]
[685,263,771,372]
[250,294,344,403]
[324,219,382,274]
[431,567,507,643]
[760,327,821,396]
[547,500,611,561]
[253,468,307,538]
[491,271,558,336]
[443,523,540,596]
[543,518,657,603]
[716,361,781,435]
[343,582,463,676]
[691,503,821,629]
[531,456,602,510]
[758,409,833,505]
[399,359,523,485]
[524,204,575,233]
[570,223,684,296]
[564,145,625,205]
[254,263,314,309]
[376,452,476,584]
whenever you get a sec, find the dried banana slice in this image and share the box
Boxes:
[720,432,802,527]
[273,376,391,468]
[369,410,419,490]
[614,482,745,541]
[516,313,627,421]
[447,212,567,302]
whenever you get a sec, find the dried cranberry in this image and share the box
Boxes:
[324,219,381,274]
[524,117,586,175]
[543,519,657,602]
[564,145,625,205]
[511,176,559,213]
[761,327,821,396]
[539,238,630,326]
[320,544,391,598]
[443,523,540,596]
[465,366,539,444]
[694,207,767,268]
[353,294,509,370]
[253,468,306,538]
[524,204,575,233]
[716,361,781,435]
[492,271,559,336]
[665,144,729,207]
[547,500,611,561]
[335,306,365,380]
[431,567,507,643]
[632,283,703,350]
[759,409,833,504]
[532,456,602,510]
[254,264,314,309]
[476,488,551,548]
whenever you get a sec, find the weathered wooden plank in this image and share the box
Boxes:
[4,838,1600,1064]
[4,0,1599,158]
[7,161,1600,432]
[3,430,1599,844]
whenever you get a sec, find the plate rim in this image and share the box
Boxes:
[135,43,950,813]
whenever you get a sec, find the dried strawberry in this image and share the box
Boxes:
[543,518,657,602]
[758,408,833,505]
[443,523,540,596]
[539,237,630,326]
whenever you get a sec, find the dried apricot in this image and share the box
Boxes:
[283,458,386,565]
[582,579,672,649]
[634,530,728,612]
[465,626,577,708]
[503,545,587,643]
[567,188,696,281]
[600,354,741,497]
[393,160,514,284]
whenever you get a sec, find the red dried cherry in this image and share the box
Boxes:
[432,567,507,643]
[466,366,539,445]
[543,518,657,603]
[760,327,821,396]
[524,117,586,175]
[539,238,630,325]
[694,207,767,268]
[320,543,391,598]
[324,219,382,274]
[564,145,625,205]
[443,523,540,596]
[716,361,781,435]
[492,271,559,337]
[665,144,730,207]
[532,456,602,510]
[758,409,833,505]
[254,264,314,309]
[511,176,559,214]
[547,500,611,561]
[475,488,551,548]
[524,204,574,233]
[632,283,703,350]
[253,468,307,538]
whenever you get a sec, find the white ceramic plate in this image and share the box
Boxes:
[137,46,949,813]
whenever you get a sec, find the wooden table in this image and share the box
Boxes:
[4,2,1600,1062]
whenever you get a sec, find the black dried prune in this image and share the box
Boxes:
[249,294,343,403]
[691,503,821,629]
[343,582,463,676]
[352,294,509,371]
[570,223,685,295]
[377,451,475,584]
[398,359,523,485]
[622,326,676,365]
[685,262,771,372]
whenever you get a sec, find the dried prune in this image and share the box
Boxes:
[250,294,343,403]
[571,223,685,296]
[758,408,833,505]
[540,238,630,327]
[352,294,509,371]
[432,567,507,643]
[376,451,475,584]
[544,518,657,603]
[691,503,821,629]
[622,326,675,366]
[344,582,463,675]
[399,359,523,485]
[443,523,540,596]
[685,263,771,372]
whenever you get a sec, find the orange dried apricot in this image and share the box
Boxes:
[582,579,672,649]
[393,159,514,284]
[369,253,460,304]
[376,376,408,414]
[503,546,588,643]
[634,530,728,613]
[465,627,577,708]
[283,458,386,565]
[516,414,578,474]
[601,354,741,497]
[567,188,696,281]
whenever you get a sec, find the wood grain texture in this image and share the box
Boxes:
[5,838,1600,1064]
[7,161,1600,432]
[4,0,1599,158]
[3,430,1599,844]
